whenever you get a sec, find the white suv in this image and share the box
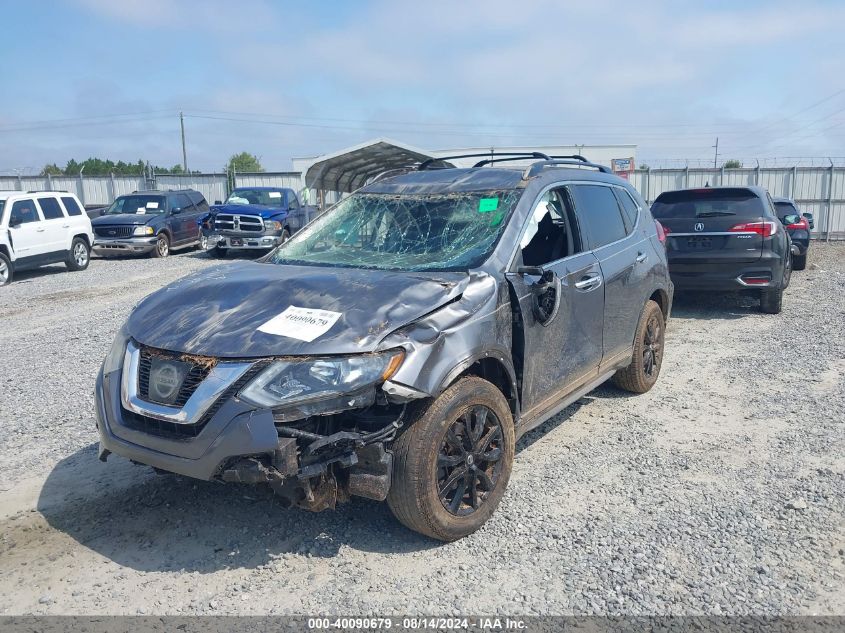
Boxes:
[0,191,94,286]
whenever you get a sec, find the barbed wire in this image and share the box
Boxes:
[638,157,845,169]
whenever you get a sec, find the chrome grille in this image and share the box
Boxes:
[120,363,267,440]
[213,214,264,232]
[138,346,212,408]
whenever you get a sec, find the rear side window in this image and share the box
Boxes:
[652,189,766,220]
[568,185,627,249]
[168,193,194,212]
[38,197,65,220]
[61,196,83,216]
[9,200,41,225]
[287,191,300,209]
[189,192,209,212]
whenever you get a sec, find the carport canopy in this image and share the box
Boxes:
[303,138,451,194]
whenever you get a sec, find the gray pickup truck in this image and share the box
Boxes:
[205,187,314,257]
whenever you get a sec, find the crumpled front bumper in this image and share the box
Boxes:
[208,231,282,251]
[95,367,279,480]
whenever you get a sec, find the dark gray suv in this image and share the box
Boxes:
[95,154,673,541]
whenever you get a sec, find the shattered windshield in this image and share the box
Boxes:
[269,190,522,272]
[226,189,285,207]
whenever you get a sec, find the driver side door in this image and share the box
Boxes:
[505,186,604,420]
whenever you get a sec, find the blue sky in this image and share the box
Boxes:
[1,0,843,173]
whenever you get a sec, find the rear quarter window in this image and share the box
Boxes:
[60,196,83,216]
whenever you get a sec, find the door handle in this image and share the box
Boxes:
[62,224,70,228]
[574,274,602,291]
[636,252,648,264]
[36,228,46,232]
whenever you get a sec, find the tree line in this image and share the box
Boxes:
[39,152,265,177]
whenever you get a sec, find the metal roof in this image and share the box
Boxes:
[303,138,450,193]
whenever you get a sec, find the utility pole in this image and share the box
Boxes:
[712,137,719,168]
[180,111,188,173]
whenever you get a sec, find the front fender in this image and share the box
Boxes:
[378,271,514,400]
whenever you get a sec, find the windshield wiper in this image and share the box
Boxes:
[695,211,736,217]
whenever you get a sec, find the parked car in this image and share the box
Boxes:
[91,189,209,258]
[203,187,311,257]
[651,186,793,314]
[0,191,93,286]
[95,154,672,541]
[773,196,813,270]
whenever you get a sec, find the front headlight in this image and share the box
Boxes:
[264,220,283,231]
[133,226,154,236]
[102,324,130,375]
[239,350,404,409]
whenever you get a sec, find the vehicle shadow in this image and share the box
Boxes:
[516,399,586,454]
[670,290,760,320]
[9,264,70,283]
[37,443,439,573]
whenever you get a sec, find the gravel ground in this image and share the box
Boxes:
[0,245,843,616]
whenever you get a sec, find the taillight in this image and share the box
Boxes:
[786,217,809,230]
[729,221,777,237]
[654,220,667,244]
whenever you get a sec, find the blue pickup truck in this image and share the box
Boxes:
[203,187,313,257]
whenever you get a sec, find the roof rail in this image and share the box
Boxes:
[523,156,612,179]
[27,190,68,194]
[418,151,551,171]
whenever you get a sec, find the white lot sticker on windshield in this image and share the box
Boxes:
[135,208,146,214]
[146,201,159,208]
[257,306,342,342]
[268,191,282,198]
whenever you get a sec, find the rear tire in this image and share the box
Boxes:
[0,252,12,286]
[211,246,227,258]
[65,237,90,271]
[387,376,515,542]
[760,288,783,314]
[613,299,665,394]
[792,252,807,271]
[150,234,169,258]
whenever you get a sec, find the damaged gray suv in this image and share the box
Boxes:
[96,153,673,541]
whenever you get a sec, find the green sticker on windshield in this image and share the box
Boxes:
[490,211,505,227]
[478,197,499,213]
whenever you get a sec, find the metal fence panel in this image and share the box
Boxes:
[155,173,228,204]
[233,171,302,190]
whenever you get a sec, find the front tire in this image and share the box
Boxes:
[387,376,515,542]
[613,299,665,393]
[792,252,807,271]
[211,245,227,258]
[0,252,12,286]
[65,238,90,271]
[150,234,169,258]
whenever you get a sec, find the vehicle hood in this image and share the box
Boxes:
[126,261,469,357]
[91,214,158,226]
[211,203,288,219]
